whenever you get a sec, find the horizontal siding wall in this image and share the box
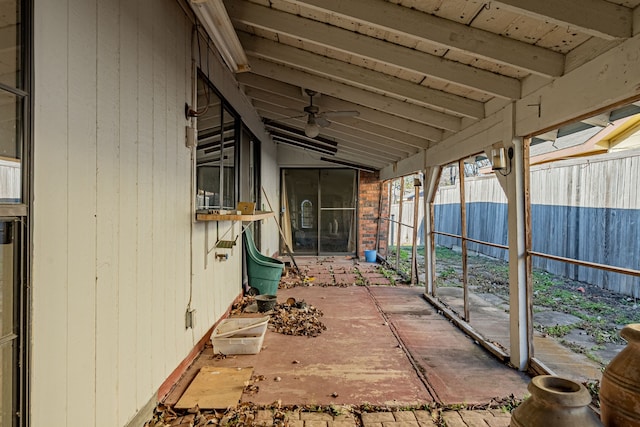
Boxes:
[33,1,248,426]
[432,150,640,297]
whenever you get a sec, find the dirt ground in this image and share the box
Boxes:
[386,246,640,367]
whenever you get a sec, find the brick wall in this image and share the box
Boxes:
[357,171,390,259]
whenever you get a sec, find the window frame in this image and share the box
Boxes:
[194,69,241,212]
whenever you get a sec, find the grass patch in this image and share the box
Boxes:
[540,324,574,338]
[439,266,457,280]
[377,265,397,286]
[435,246,460,261]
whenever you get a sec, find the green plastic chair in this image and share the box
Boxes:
[243,228,284,295]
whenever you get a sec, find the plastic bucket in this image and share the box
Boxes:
[364,250,377,263]
[256,295,277,312]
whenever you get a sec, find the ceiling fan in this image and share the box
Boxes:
[300,89,359,138]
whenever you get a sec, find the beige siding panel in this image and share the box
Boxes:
[165,6,179,380]
[136,0,155,406]
[117,0,139,421]
[176,14,192,367]
[33,0,274,424]
[96,0,121,424]
[151,0,169,388]
[260,135,280,256]
[32,0,70,425]
[67,0,100,422]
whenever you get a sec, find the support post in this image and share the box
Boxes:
[411,176,421,285]
[523,138,534,362]
[396,177,405,273]
[424,167,441,296]
[504,137,530,371]
[385,181,392,258]
[459,159,469,321]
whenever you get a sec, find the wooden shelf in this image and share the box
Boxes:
[196,210,275,222]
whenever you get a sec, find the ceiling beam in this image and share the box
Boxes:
[239,32,485,119]
[319,157,378,173]
[270,130,395,166]
[226,0,520,100]
[516,33,640,137]
[493,0,633,40]
[263,121,338,147]
[240,74,445,140]
[269,133,338,155]
[247,88,434,148]
[291,0,565,77]
[254,102,420,155]
[257,107,416,159]
[239,59,464,132]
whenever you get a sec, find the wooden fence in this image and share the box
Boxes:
[392,149,640,297]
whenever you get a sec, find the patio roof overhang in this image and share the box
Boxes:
[187,0,640,372]
[189,0,640,177]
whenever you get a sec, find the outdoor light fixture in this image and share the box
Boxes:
[190,0,250,73]
[304,115,321,138]
[491,147,513,176]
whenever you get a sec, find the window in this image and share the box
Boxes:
[300,200,313,229]
[0,0,30,425]
[195,72,239,210]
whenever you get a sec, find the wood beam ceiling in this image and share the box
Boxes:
[286,0,565,77]
[238,32,485,119]
[241,81,443,142]
[226,0,521,100]
[239,58,463,131]
[253,100,422,155]
[493,0,633,40]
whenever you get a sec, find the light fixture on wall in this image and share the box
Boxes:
[190,0,250,73]
[491,146,513,176]
[304,115,321,138]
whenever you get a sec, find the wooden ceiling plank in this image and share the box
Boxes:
[318,97,443,141]
[493,0,633,40]
[238,61,463,131]
[253,99,428,154]
[292,0,565,77]
[239,32,485,119]
[255,103,419,155]
[242,82,443,141]
[226,0,521,99]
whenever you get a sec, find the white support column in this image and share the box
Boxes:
[505,137,530,371]
[486,104,530,371]
[423,166,440,296]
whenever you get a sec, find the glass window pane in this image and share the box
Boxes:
[221,107,235,209]
[0,0,22,88]
[320,169,355,208]
[284,169,318,253]
[0,90,21,203]
[319,169,356,253]
[194,74,238,211]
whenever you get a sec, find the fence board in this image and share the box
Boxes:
[402,150,640,297]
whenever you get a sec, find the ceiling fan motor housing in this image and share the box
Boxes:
[304,104,319,115]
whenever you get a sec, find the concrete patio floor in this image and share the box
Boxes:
[160,257,548,426]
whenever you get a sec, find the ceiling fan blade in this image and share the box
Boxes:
[316,116,331,128]
[321,110,360,118]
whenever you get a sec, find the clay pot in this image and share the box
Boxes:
[511,375,602,427]
[600,323,640,426]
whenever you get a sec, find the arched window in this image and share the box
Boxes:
[300,199,313,229]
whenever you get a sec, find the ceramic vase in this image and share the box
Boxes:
[600,323,640,426]
[511,375,602,427]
